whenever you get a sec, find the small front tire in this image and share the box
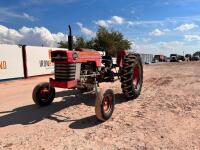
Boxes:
[32,82,55,106]
[95,89,115,121]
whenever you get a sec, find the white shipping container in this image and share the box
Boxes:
[0,44,24,80]
[26,46,67,77]
[139,53,154,64]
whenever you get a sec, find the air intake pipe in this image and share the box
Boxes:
[68,25,73,50]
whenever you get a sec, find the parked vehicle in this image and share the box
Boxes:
[192,51,200,61]
[166,57,170,62]
[152,55,167,63]
[170,54,178,62]
[178,55,185,61]
[185,54,192,61]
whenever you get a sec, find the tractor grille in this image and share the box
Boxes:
[51,51,67,62]
[55,63,76,81]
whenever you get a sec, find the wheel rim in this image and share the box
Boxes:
[39,87,51,102]
[103,95,112,113]
[133,65,140,90]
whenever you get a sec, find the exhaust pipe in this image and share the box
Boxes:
[68,25,73,50]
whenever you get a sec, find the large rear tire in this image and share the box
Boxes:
[121,53,143,99]
[95,89,115,121]
[32,82,55,106]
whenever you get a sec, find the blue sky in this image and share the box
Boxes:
[1,0,200,56]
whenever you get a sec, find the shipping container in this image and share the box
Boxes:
[0,44,24,81]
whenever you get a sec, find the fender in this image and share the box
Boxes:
[116,50,128,67]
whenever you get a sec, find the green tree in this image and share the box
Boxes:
[58,41,68,48]
[93,26,131,56]
[74,37,88,49]
[58,36,88,49]
[58,26,131,56]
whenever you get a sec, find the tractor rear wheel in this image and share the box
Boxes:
[32,82,55,106]
[121,53,143,99]
[95,89,115,121]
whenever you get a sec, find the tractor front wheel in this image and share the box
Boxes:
[95,89,115,121]
[32,82,55,106]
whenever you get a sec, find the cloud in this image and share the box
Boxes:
[149,29,165,36]
[184,35,200,41]
[130,41,136,49]
[166,0,200,6]
[23,13,36,22]
[95,20,109,27]
[0,25,23,44]
[95,16,125,27]
[133,41,185,55]
[120,15,200,28]
[0,25,68,47]
[163,28,171,32]
[19,26,68,46]
[127,21,135,26]
[175,23,198,32]
[76,22,95,37]
[0,7,37,22]
[95,15,200,29]
[111,16,124,24]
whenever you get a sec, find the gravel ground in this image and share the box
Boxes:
[0,61,200,150]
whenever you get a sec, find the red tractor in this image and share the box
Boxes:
[32,26,143,121]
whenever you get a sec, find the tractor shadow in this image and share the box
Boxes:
[0,89,130,128]
[0,90,83,127]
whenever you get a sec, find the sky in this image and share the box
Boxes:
[1,0,200,56]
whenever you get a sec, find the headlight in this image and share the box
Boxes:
[72,52,78,60]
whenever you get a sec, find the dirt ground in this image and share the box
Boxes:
[0,61,200,150]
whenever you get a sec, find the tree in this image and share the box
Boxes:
[58,37,88,49]
[58,26,131,56]
[93,26,131,56]
[74,37,88,49]
[58,41,68,48]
